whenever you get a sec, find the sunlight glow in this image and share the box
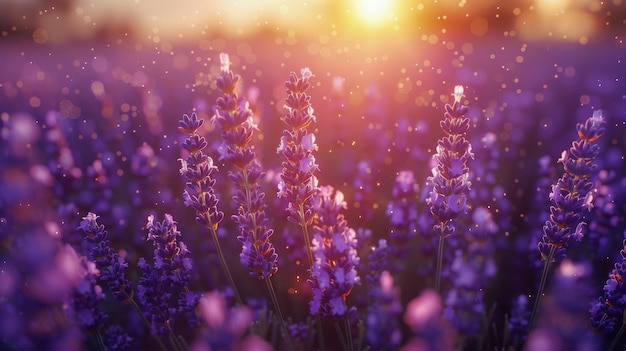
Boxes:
[354,0,393,25]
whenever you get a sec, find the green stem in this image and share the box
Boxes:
[266,278,296,350]
[298,204,325,351]
[609,323,626,351]
[208,225,244,305]
[334,322,348,351]
[298,204,315,270]
[528,246,556,332]
[435,224,446,293]
[344,316,353,351]
[95,330,106,351]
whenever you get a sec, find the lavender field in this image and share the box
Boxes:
[1,1,626,350]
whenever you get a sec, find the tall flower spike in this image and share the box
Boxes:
[529,109,606,332]
[278,67,319,269]
[309,186,360,319]
[178,111,242,304]
[178,112,225,231]
[79,212,134,303]
[212,52,278,279]
[537,110,605,263]
[138,213,196,335]
[426,85,473,292]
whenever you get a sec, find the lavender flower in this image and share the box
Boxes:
[509,295,530,345]
[427,85,473,238]
[103,325,133,351]
[191,291,272,351]
[138,213,197,335]
[537,110,605,263]
[79,212,133,303]
[386,170,419,271]
[403,289,455,351]
[64,255,107,331]
[364,239,390,299]
[178,112,225,230]
[590,238,626,335]
[426,85,473,292]
[365,271,402,349]
[212,52,278,279]
[309,186,360,318]
[179,109,246,306]
[277,67,319,230]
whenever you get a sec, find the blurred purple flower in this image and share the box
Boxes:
[64,255,107,331]
[191,291,273,351]
[403,289,455,351]
[103,325,133,351]
[366,271,403,349]
[590,237,626,335]
[387,170,420,271]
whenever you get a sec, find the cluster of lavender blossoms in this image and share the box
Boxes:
[212,53,278,279]
[137,213,196,335]
[178,113,225,231]
[427,85,473,238]
[277,67,320,268]
[426,85,473,291]
[309,186,360,318]
[537,110,605,263]
[79,212,134,304]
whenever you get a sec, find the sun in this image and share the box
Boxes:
[354,0,393,26]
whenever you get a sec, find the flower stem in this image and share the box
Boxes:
[266,278,296,350]
[297,204,325,351]
[334,321,348,351]
[609,323,626,351]
[298,204,314,270]
[528,246,555,332]
[435,225,446,293]
[95,330,106,351]
[208,226,244,305]
[344,316,354,351]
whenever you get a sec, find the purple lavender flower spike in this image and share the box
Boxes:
[145,214,193,288]
[427,85,473,292]
[138,213,197,335]
[309,186,360,319]
[590,237,626,335]
[277,67,320,230]
[179,112,225,230]
[212,52,278,279]
[179,110,243,305]
[427,85,473,237]
[79,212,133,303]
[537,110,605,263]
